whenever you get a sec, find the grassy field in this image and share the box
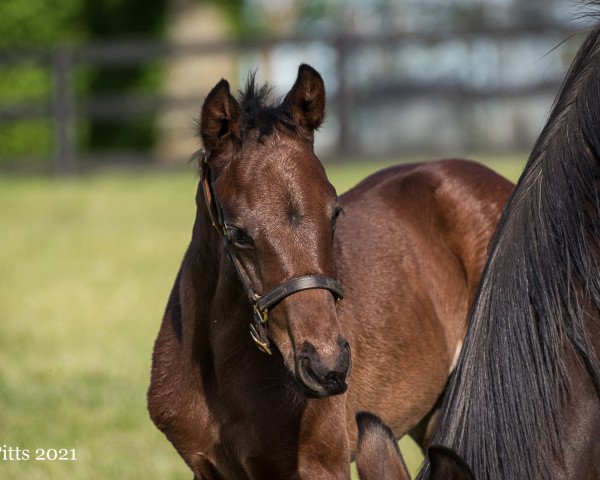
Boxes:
[0,154,525,479]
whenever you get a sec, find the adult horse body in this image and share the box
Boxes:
[417,24,600,480]
[356,22,600,480]
[147,65,512,479]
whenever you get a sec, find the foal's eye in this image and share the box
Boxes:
[228,227,253,247]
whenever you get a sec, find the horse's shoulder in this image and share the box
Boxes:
[428,158,513,195]
[148,260,216,435]
[379,158,513,216]
[387,158,512,194]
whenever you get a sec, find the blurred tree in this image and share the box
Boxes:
[204,0,248,35]
[0,0,84,47]
[80,0,168,155]
[203,0,331,37]
[0,0,168,164]
[0,0,84,163]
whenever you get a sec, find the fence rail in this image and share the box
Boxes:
[0,23,584,174]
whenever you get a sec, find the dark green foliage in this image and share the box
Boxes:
[0,0,84,47]
[80,0,167,154]
[0,0,82,161]
[82,0,166,36]
[0,0,167,163]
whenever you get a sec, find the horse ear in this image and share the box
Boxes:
[282,64,325,139]
[355,412,410,480]
[428,446,475,480]
[200,79,242,155]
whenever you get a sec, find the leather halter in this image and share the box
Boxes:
[199,152,345,355]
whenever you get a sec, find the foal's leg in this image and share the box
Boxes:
[296,396,351,479]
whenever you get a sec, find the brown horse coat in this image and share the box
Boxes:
[147,65,512,479]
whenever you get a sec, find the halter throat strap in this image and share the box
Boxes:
[199,151,344,355]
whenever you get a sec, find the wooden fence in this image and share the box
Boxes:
[0,23,582,174]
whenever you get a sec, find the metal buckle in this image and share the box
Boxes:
[250,305,271,355]
[250,324,272,355]
[253,304,268,324]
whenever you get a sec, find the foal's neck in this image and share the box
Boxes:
[185,195,263,369]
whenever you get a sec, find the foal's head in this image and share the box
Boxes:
[198,65,350,398]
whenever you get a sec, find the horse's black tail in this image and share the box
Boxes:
[418,23,600,480]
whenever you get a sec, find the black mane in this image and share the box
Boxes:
[236,72,296,137]
[419,25,600,480]
[192,72,297,166]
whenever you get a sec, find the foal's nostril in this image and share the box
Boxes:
[324,371,345,390]
[296,343,350,396]
[300,356,316,380]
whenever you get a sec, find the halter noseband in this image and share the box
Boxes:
[199,152,344,355]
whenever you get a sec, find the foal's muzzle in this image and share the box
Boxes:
[296,338,351,397]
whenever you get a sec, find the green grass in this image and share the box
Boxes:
[0,155,525,479]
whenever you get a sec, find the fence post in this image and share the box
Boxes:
[52,48,76,175]
[335,29,352,158]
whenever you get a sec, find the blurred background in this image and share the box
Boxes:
[0,0,591,172]
[0,1,593,479]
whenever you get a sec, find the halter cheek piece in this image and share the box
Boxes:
[199,152,344,355]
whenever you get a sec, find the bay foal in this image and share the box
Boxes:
[147,64,512,479]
